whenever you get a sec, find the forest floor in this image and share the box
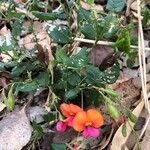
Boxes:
[0,0,150,150]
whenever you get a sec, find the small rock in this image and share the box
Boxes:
[0,109,32,150]
[123,68,138,79]
[134,117,146,131]
[27,106,48,124]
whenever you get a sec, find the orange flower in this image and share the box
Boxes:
[73,109,104,138]
[56,103,82,132]
[60,103,83,118]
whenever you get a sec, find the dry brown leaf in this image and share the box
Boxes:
[110,101,144,150]
[130,1,137,11]
[0,102,6,112]
[89,45,113,68]
[0,108,32,150]
[126,0,136,16]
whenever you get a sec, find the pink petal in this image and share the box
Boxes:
[67,117,74,127]
[82,127,100,138]
[56,121,67,132]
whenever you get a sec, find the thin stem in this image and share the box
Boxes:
[74,38,150,51]
[81,90,83,109]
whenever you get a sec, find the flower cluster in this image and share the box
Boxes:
[56,103,104,138]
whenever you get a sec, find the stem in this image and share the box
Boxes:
[74,38,150,51]
[81,90,83,109]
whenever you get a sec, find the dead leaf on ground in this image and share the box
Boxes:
[0,108,32,150]
[115,79,140,108]
[110,100,144,150]
[0,102,6,112]
[126,0,136,16]
[90,45,114,68]
[19,21,51,50]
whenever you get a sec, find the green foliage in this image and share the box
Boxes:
[11,19,23,39]
[87,0,94,4]
[0,0,138,135]
[4,84,15,111]
[115,28,137,68]
[46,25,71,44]
[126,109,137,123]
[143,7,150,26]
[51,143,67,150]
[122,123,127,137]
[16,81,38,93]
[115,28,130,53]
[32,121,44,140]
[102,62,120,84]
[65,88,80,99]
[32,11,67,20]
[43,113,55,123]
[99,14,119,39]
[80,23,96,39]
[107,103,120,121]
[106,0,127,12]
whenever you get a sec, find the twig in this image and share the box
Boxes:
[74,38,150,51]
[137,0,150,113]
[133,0,150,149]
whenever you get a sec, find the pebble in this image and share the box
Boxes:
[27,106,48,124]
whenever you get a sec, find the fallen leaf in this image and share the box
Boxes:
[130,1,137,11]
[0,108,32,150]
[89,45,114,68]
[110,100,144,150]
[0,102,6,112]
[126,0,135,16]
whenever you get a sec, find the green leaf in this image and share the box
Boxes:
[85,65,104,85]
[32,11,67,20]
[65,88,80,99]
[55,47,68,62]
[115,28,131,53]
[11,19,23,38]
[11,65,26,77]
[85,89,103,107]
[80,23,96,39]
[122,123,127,137]
[77,8,91,23]
[35,71,50,87]
[87,0,94,4]
[6,11,25,19]
[126,109,137,123]
[107,103,120,121]
[106,0,127,12]
[32,120,44,140]
[143,7,150,26]
[100,14,119,39]
[72,47,89,67]
[127,51,137,68]
[100,88,118,97]
[4,84,15,111]
[43,113,55,123]
[67,72,81,86]
[46,25,71,44]
[16,81,38,92]
[51,143,67,150]
[102,62,120,84]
